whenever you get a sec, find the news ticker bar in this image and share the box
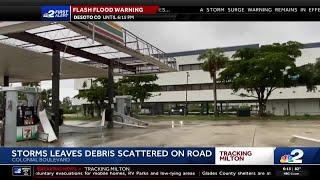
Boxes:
[0,147,319,165]
[0,165,318,178]
[2,5,320,20]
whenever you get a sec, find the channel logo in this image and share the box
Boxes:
[12,166,31,176]
[41,6,70,21]
[280,149,304,164]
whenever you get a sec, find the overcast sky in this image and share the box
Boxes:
[121,22,320,52]
[38,22,320,100]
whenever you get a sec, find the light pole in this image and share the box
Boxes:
[185,72,190,116]
[281,66,291,116]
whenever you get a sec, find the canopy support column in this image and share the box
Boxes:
[4,76,9,86]
[107,60,114,128]
[52,48,60,137]
[1,75,9,146]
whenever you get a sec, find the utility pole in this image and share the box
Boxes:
[185,72,190,116]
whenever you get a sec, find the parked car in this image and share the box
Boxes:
[170,106,185,115]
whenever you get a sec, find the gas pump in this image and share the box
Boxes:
[115,95,132,116]
[101,95,148,128]
[1,86,40,146]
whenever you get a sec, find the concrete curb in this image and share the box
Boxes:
[289,135,320,146]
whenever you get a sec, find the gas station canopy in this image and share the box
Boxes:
[0,21,177,79]
[0,42,108,84]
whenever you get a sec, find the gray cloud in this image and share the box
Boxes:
[120,22,320,52]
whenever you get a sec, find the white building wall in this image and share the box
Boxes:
[292,99,320,115]
[266,99,320,116]
[146,85,320,103]
[71,97,88,106]
[155,70,213,85]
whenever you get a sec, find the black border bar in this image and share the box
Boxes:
[1,0,320,6]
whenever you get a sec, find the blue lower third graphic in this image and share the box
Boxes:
[0,147,215,165]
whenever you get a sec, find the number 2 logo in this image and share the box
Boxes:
[290,149,303,163]
[47,10,54,18]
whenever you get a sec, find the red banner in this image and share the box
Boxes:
[71,5,159,15]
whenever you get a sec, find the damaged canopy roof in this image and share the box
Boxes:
[0,22,177,76]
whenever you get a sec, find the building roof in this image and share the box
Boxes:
[166,44,260,57]
[302,42,320,49]
[166,42,320,57]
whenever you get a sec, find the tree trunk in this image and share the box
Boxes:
[139,102,143,114]
[90,103,94,118]
[83,104,87,116]
[213,71,218,117]
[96,103,101,117]
[258,100,266,117]
[133,101,140,114]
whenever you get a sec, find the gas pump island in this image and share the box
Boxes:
[1,86,57,146]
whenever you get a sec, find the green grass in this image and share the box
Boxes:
[137,114,320,121]
[63,113,320,121]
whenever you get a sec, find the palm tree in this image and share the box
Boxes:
[198,49,229,116]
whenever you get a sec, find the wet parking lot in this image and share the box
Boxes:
[16,119,320,147]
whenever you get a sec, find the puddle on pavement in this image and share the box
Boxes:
[215,144,227,146]
[213,132,236,135]
[16,123,172,147]
[209,124,236,127]
[16,120,205,147]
